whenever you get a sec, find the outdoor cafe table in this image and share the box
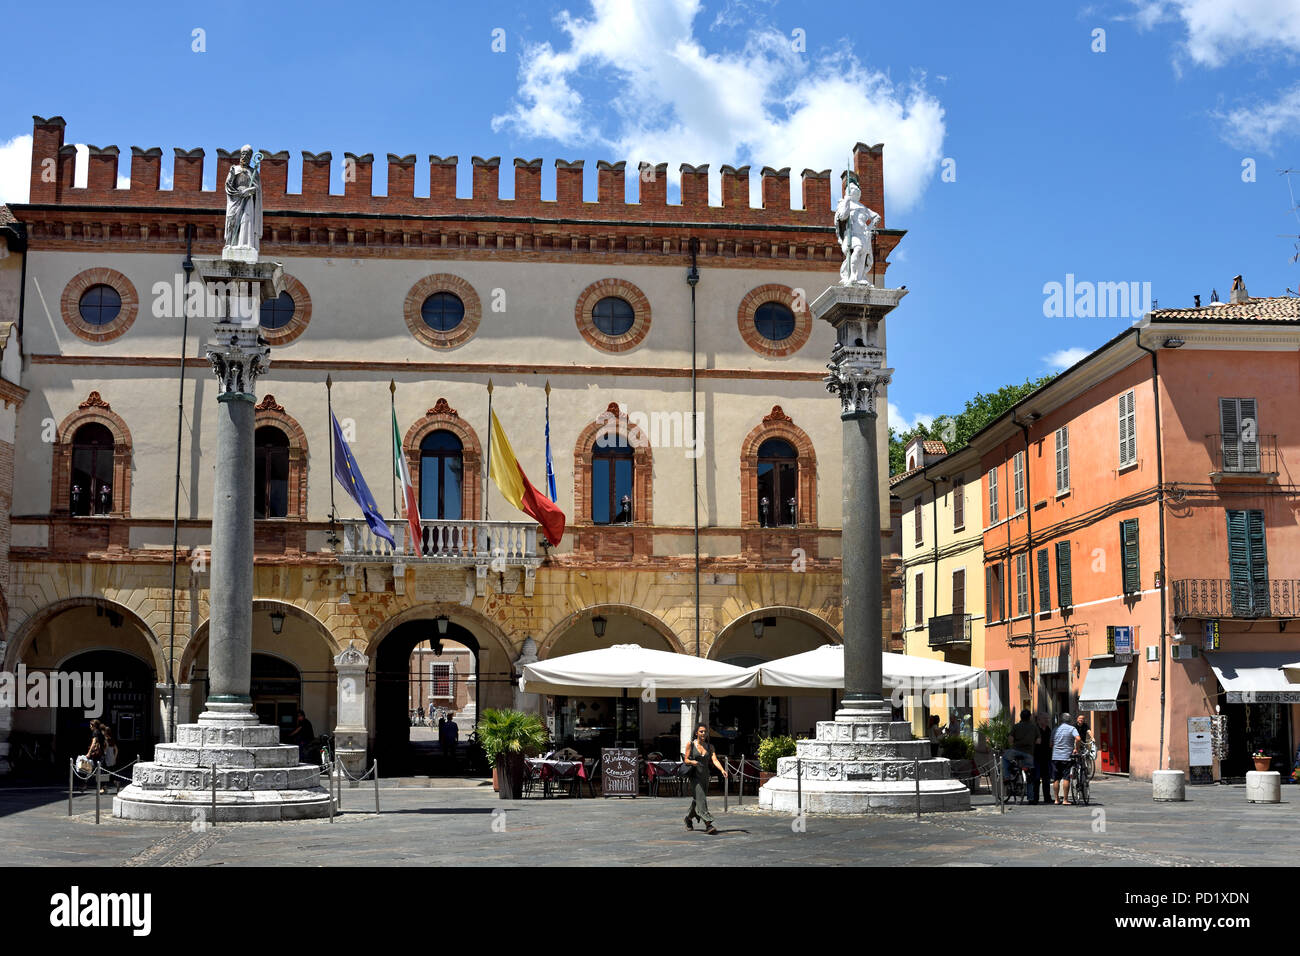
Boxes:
[645,760,691,797]
[526,758,591,797]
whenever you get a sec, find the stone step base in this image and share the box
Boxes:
[176,723,280,748]
[113,784,333,822]
[759,776,971,814]
[153,742,298,769]
[131,762,323,792]
[776,756,953,782]
[795,738,933,762]
[815,719,914,742]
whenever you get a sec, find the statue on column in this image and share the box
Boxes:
[223,145,263,262]
[835,172,881,286]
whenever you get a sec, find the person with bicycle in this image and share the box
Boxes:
[1002,709,1038,786]
[1074,713,1094,772]
[1031,712,1053,804]
[1051,712,1081,805]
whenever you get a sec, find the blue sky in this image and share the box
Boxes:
[1,0,1297,430]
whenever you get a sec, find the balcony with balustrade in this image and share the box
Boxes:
[1207,433,1279,483]
[1171,579,1300,620]
[928,612,973,648]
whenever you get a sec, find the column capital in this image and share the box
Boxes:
[826,355,893,417]
[207,329,271,402]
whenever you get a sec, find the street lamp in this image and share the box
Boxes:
[592,614,607,639]
[269,609,285,635]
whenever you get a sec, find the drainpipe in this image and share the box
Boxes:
[1135,328,1168,770]
[1012,414,1035,711]
[687,238,700,658]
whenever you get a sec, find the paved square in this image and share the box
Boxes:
[1,775,1296,866]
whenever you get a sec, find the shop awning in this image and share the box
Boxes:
[1078,660,1130,712]
[1207,652,1300,704]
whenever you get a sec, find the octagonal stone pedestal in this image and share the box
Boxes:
[114,705,333,822]
[759,704,970,814]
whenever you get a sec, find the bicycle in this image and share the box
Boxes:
[997,749,1033,805]
[1084,740,1098,781]
[1068,751,1091,805]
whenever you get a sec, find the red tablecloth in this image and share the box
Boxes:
[527,758,587,781]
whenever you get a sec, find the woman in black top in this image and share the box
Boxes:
[683,724,729,835]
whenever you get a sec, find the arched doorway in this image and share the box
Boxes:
[54,649,155,768]
[539,607,681,758]
[708,609,839,756]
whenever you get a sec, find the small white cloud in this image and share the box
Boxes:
[1043,347,1091,371]
[1214,84,1300,152]
[0,133,32,204]
[888,401,935,433]
[1130,0,1300,67]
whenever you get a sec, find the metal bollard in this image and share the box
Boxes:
[328,760,335,823]
[68,759,74,817]
[724,762,729,812]
[210,763,217,827]
[915,757,921,820]
[94,768,101,824]
[374,760,380,814]
[738,753,745,807]
[796,758,802,812]
[337,760,343,810]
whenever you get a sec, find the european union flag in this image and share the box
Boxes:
[331,411,395,547]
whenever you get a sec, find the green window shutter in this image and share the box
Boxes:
[1056,540,1073,608]
[1226,510,1251,615]
[1121,518,1140,594]
[915,570,924,627]
[1219,398,1240,471]
[1248,509,1269,615]
[985,565,993,622]
[1240,399,1259,472]
[1037,548,1050,611]
[1016,553,1028,616]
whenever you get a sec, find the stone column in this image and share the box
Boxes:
[332,643,370,777]
[680,699,699,761]
[513,637,541,716]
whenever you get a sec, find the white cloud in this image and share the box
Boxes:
[888,401,936,433]
[1043,347,1091,371]
[1214,83,1300,151]
[1131,0,1300,67]
[0,134,32,204]
[493,0,946,212]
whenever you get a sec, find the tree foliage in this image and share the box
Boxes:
[889,376,1055,476]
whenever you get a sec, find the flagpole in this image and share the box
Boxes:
[327,374,337,544]
[545,380,554,502]
[389,379,398,519]
[485,379,493,523]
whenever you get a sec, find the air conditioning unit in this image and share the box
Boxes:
[1146,646,1161,662]
[1172,645,1199,661]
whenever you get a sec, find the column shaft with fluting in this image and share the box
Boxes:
[206,392,255,704]
[841,409,883,703]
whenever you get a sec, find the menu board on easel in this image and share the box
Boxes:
[601,748,638,798]
[1188,717,1214,784]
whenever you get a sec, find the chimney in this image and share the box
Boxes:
[471,156,500,202]
[638,162,667,205]
[260,150,290,200]
[343,152,374,198]
[514,158,542,203]
[85,146,120,193]
[172,148,204,194]
[57,145,77,195]
[679,163,709,208]
[720,165,749,208]
[129,147,162,193]
[801,168,831,214]
[761,166,790,209]
[429,155,458,203]
[302,151,333,196]
[1194,294,1201,308]
[1231,275,1250,304]
[597,160,625,204]
[29,115,67,203]
[555,159,584,205]
[387,154,416,198]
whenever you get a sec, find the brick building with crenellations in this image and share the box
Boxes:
[0,113,905,775]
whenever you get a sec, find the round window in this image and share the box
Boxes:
[421,292,465,332]
[259,291,296,330]
[78,285,122,326]
[592,296,635,336]
[754,302,795,342]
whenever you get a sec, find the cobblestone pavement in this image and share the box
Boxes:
[0,775,1295,866]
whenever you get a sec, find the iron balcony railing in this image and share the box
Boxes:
[1171,578,1300,619]
[337,518,539,564]
[928,613,973,647]
[1207,433,1278,475]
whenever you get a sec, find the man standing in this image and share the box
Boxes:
[1002,709,1038,784]
[1052,712,1081,805]
[1031,712,1053,804]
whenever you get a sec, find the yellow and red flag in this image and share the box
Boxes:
[489,410,566,546]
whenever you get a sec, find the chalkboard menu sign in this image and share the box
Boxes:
[601,748,639,798]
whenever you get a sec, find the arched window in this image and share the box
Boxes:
[420,430,464,520]
[255,426,290,519]
[756,438,798,527]
[70,423,114,516]
[592,442,634,525]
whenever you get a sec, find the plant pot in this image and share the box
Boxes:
[758,771,775,787]
[1253,757,1272,773]
[496,753,526,800]
[492,765,499,792]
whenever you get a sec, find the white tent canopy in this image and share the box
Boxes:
[519,643,756,697]
[721,644,986,697]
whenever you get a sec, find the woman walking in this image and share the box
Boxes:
[683,724,728,835]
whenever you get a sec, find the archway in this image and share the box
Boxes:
[708,607,840,755]
[538,606,680,757]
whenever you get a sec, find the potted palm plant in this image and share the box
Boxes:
[478,709,549,800]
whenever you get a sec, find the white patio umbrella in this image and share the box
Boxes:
[723,643,985,696]
[519,643,756,697]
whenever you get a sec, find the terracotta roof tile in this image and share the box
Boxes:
[1150,297,1300,322]
[921,440,948,455]
[889,465,924,487]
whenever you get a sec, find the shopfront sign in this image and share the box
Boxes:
[1187,717,1213,781]
[1203,620,1220,651]
[1226,691,1300,704]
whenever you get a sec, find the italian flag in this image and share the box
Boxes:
[489,410,566,546]
[393,408,422,548]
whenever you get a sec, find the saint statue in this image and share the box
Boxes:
[835,172,881,286]
[223,145,263,262]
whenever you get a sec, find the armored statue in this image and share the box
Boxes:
[835,172,881,286]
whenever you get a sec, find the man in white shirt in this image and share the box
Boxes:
[1051,712,1081,805]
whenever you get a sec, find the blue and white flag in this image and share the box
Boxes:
[331,411,395,546]
[545,399,557,503]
